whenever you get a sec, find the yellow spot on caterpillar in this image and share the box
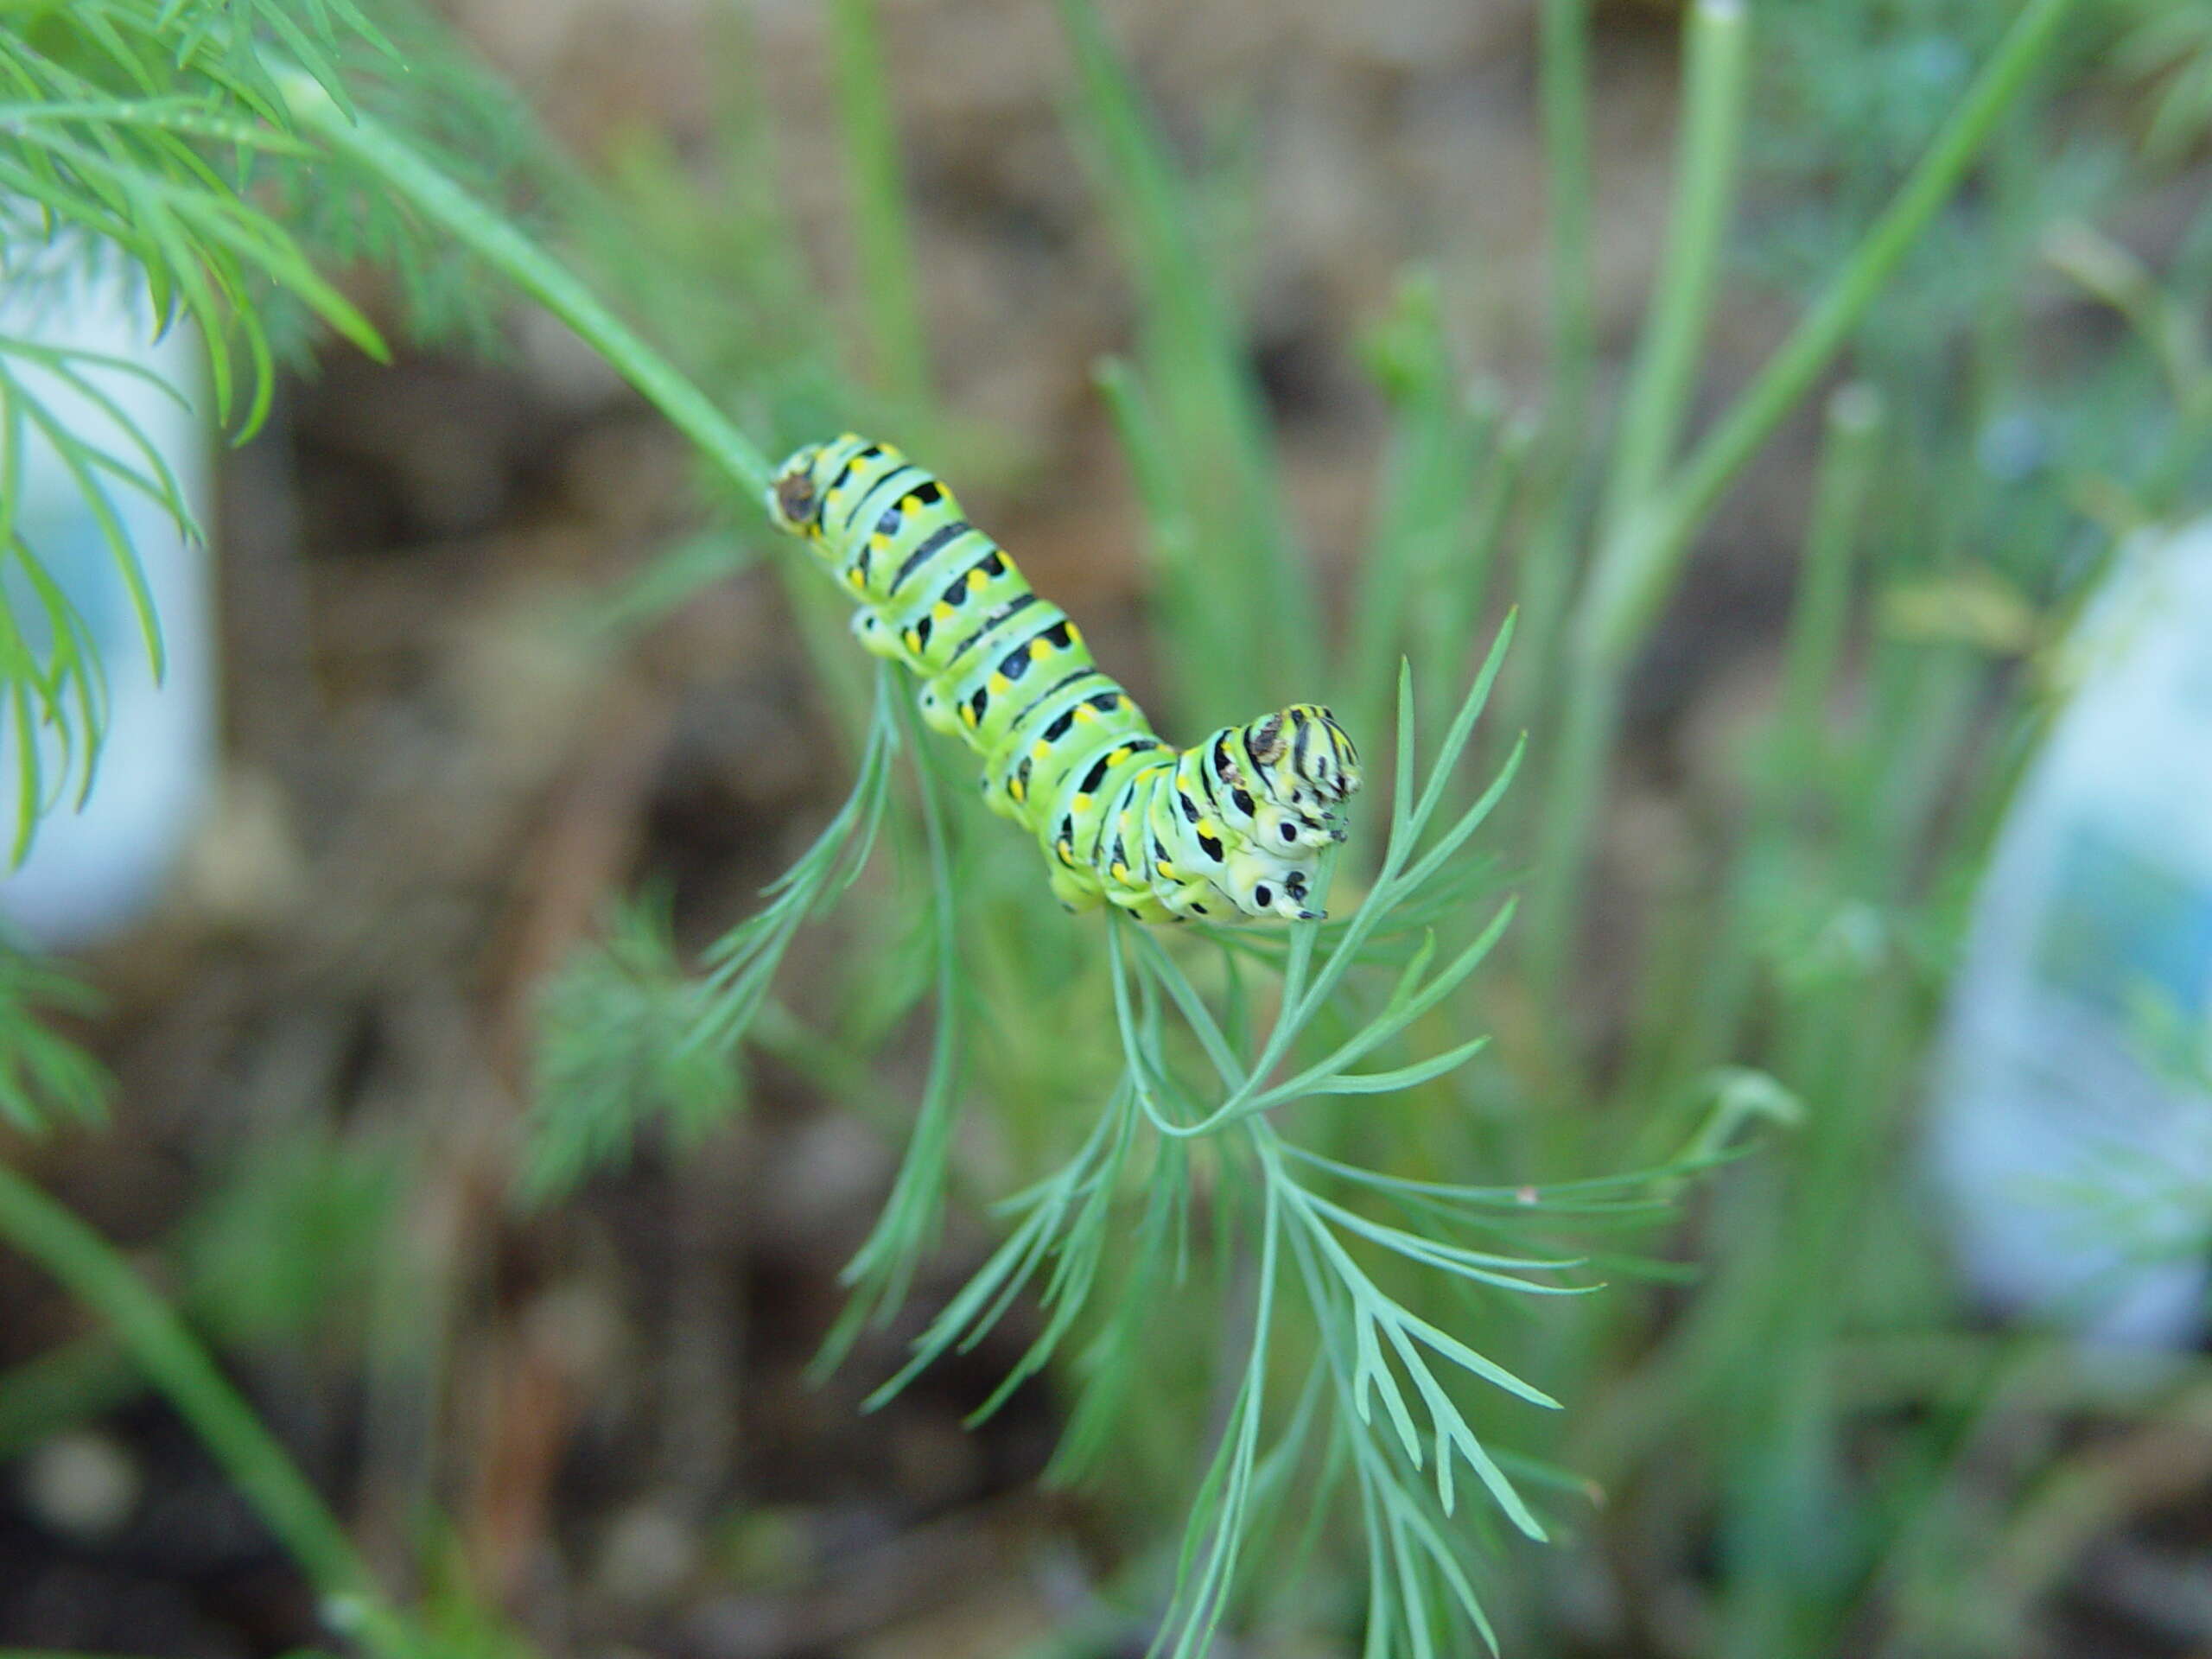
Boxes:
[1029,638,1052,661]
[1106,747,1129,766]
[1157,859,1177,879]
[901,495,921,512]
[1111,861,1128,880]
[905,629,922,652]
[1010,776,1027,803]
[1074,704,1097,725]
[870,533,891,550]
[1066,623,1084,646]
[1072,793,1092,811]
[847,568,866,589]
[837,430,861,443]
[934,603,955,622]
[1057,838,1073,864]
[1197,817,1217,838]
[966,568,987,592]
[962,704,979,727]
[989,672,1011,696]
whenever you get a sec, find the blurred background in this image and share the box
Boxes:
[4,0,2212,1656]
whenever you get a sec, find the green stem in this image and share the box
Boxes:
[1422,401,1530,734]
[0,1164,413,1659]
[1095,353,1232,711]
[1525,0,2076,993]
[827,0,934,409]
[1664,383,1883,1097]
[1593,0,1747,542]
[1522,659,1618,1001]
[1540,0,1596,451]
[276,68,776,501]
[1528,0,1749,998]
[1505,0,1598,746]
[1771,384,1883,780]
[1593,0,2079,663]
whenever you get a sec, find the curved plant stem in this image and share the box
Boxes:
[1529,0,1751,999]
[276,67,776,501]
[0,1163,414,1659]
[1526,0,2078,995]
[1600,0,2080,662]
[1592,0,1748,550]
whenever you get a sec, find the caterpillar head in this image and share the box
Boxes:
[1241,704,1361,842]
[766,442,830,536]
[1219,846,1325,923]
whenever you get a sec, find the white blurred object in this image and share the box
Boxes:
[0,241,215,946]
[1929,518,2212,1346]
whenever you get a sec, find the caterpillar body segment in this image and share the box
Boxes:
[768,435,1361,923]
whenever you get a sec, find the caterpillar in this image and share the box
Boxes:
[766,435,1361,924]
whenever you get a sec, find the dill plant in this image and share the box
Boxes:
[519,1,2094,1649]
[0,0,2149,1656]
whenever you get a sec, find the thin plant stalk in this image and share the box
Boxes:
[826,0,933,410]
[1592,0,1749,547]
[1503,0,1598,744]
[1420,404,1531,732]
[276,67,776,501]
[1637,383,1885,1133]
[1641,0,2080,633]
[1541,0,1596,447]
[1527,0,1749,996]
[1525,0,2078,994]
[1770,385,1885,798]
[0,1164,415,1659]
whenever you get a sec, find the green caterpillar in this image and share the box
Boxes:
[767,435,1361,923]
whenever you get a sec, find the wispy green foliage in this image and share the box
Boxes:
[0,321,188,861]
[817,692,965,1361]
[0,0,564,863]
[524,677,906,1200]
[524,893,745,1205]
[179,1122,405,1341]
[0,3,391,428]
[492,0,2105,1649]
[3,0,2181,1653]
[0,944,105,1134]
[817,627,1696,1656]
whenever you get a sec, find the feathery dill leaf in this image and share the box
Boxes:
[0,943,106,1133]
